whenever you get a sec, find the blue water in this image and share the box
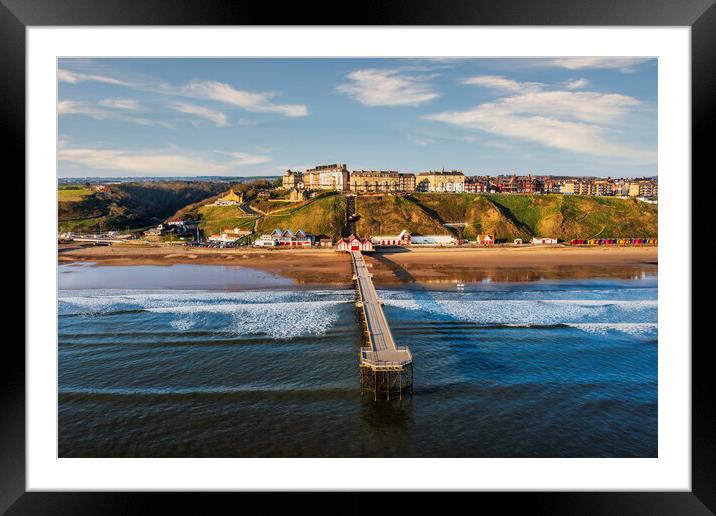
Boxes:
[58,265,657,457]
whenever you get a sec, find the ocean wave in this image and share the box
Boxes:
[565,323,658,335]
[147,300,346,339]
[381,298,655,327]
[58,289,354,316]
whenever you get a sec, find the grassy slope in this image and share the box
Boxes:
[58,182,226,232]
[407,193,531,240]
[249,199,301,214]
[484,194,658,240]
[195,205,257,235]
[255,193,346,238]
[62,187,657,241]
[355,195,448,236]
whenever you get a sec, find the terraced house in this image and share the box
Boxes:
[271,228,315,246]
[415,170,465,193]
[349,171,416,193]
[302,164,350,191]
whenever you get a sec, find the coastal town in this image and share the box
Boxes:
[59,163,658,251]
[282,163,658,197]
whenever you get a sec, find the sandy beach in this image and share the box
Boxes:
[59,243,657,285]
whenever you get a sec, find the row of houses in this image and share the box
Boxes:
[467,175,658,197]
[282,166,467,194]
[282,165,658,198]
[207,226,253,244]
[569,238,658,246]
[254,228,316,247]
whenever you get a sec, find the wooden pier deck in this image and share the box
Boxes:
[350,250,413,399]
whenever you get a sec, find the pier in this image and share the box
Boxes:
[350,250,413,400]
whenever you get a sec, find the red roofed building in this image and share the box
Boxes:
[335,235,374,252]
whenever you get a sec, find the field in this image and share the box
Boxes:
[58,186,94,202]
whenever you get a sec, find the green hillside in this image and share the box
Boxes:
[482,194,658,240]
[58,182,227,232]
[406,194,531,241]
[194,205,257,235]
[357,193,657,241]
[255,193,347,238]
[355,195,449,236]
[60,184,657,242]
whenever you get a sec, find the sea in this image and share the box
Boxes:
[58,262,657,457]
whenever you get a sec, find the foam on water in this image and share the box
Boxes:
[565,323,658,335]
[148,300,345,339]
[59,289,354,339]
[381,298,655,327]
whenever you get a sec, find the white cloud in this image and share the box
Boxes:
[224,152,272,166]
[182,80,308,118]
[336,69,438,107]
[461,75,541,93]
[541,57,652,72]
[58,147,271,175]
[59,100,171,128]
[169,102,229,127]
[424,90,654,163]
[59,65,309,118]
[58,100,109,119]
[98,98,142,110]
[58,69,133,86]
[564,78,589,90]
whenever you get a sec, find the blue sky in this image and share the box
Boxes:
[58,57,657,178]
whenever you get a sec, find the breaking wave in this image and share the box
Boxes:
[59,289,354,339]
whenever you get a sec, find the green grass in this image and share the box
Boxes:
[256,193,346,238]
[58,186,94,202]
[355,195,448,236]
[403,193,657,241]
[196,205,257,235]
[58,216,105,233]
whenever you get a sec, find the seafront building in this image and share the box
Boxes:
[254,228,315,247]
[410,235,457,245]
[280,164,657,199]
[370,230,412,247]
[532,237,559,244]
[349,171,417,193]
[207,226,253,244]
[302,164,350,191]
[415,170,465,193]
[282,170,303,189]
[335,235,374,252]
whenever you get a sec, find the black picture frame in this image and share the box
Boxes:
[5,0,713,513]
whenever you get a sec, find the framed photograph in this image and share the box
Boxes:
[7,0,713,513]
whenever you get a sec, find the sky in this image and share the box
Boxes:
[58,57,657,178]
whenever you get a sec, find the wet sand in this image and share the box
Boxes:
[58,244,657,285]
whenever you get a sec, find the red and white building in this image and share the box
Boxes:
[370,229,411,247]
[475,234,494,246]
[335,235,374,252]
[532,237,558,245]
[271,228,315,246]
[223,227,253,237]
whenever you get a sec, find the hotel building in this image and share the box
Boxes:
[302,164,350,191]
[415,170,465,193]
